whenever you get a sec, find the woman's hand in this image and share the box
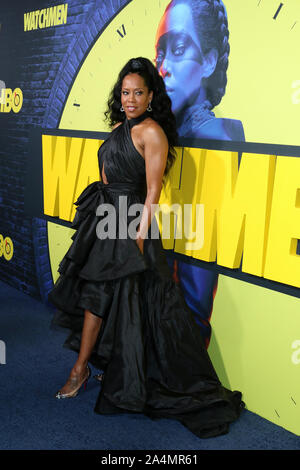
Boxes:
[135,235,144,255]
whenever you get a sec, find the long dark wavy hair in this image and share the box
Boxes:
[104,57,178,179]
[163,0,230,109]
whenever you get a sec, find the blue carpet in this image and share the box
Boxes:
[0,279,299,450]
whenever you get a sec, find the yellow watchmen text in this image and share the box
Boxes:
[42,135,300,288]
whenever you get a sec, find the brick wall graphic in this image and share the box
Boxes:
[0,0,129,301]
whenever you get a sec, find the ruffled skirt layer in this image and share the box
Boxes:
[48,181,244,438]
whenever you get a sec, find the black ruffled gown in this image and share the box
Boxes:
[48,110,244,438]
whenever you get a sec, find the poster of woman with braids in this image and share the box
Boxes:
[154,0,245,347]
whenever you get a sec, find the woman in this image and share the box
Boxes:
[155,0,245,346]
[48,57,244,439]
[155,0,245,140]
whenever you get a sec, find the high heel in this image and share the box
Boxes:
[55,365,91,399]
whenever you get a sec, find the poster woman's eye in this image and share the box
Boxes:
[155,49,164,67]
[173,44,185,56]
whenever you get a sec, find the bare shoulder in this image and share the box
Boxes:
[141,117,168,145]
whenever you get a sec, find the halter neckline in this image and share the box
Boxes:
[127,110,150,129]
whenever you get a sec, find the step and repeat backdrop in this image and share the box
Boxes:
[0,0,300,435]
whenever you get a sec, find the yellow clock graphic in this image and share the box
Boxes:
[59,0,171,133]
[222,0,300,146]
[48,0,300,283]
[45,0,300,436]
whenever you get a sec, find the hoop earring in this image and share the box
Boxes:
[147,102,152,112]
[120,105,124,112]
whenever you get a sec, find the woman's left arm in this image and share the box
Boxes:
[135,123,169,254]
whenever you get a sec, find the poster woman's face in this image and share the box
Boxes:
[155,3,217,115]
